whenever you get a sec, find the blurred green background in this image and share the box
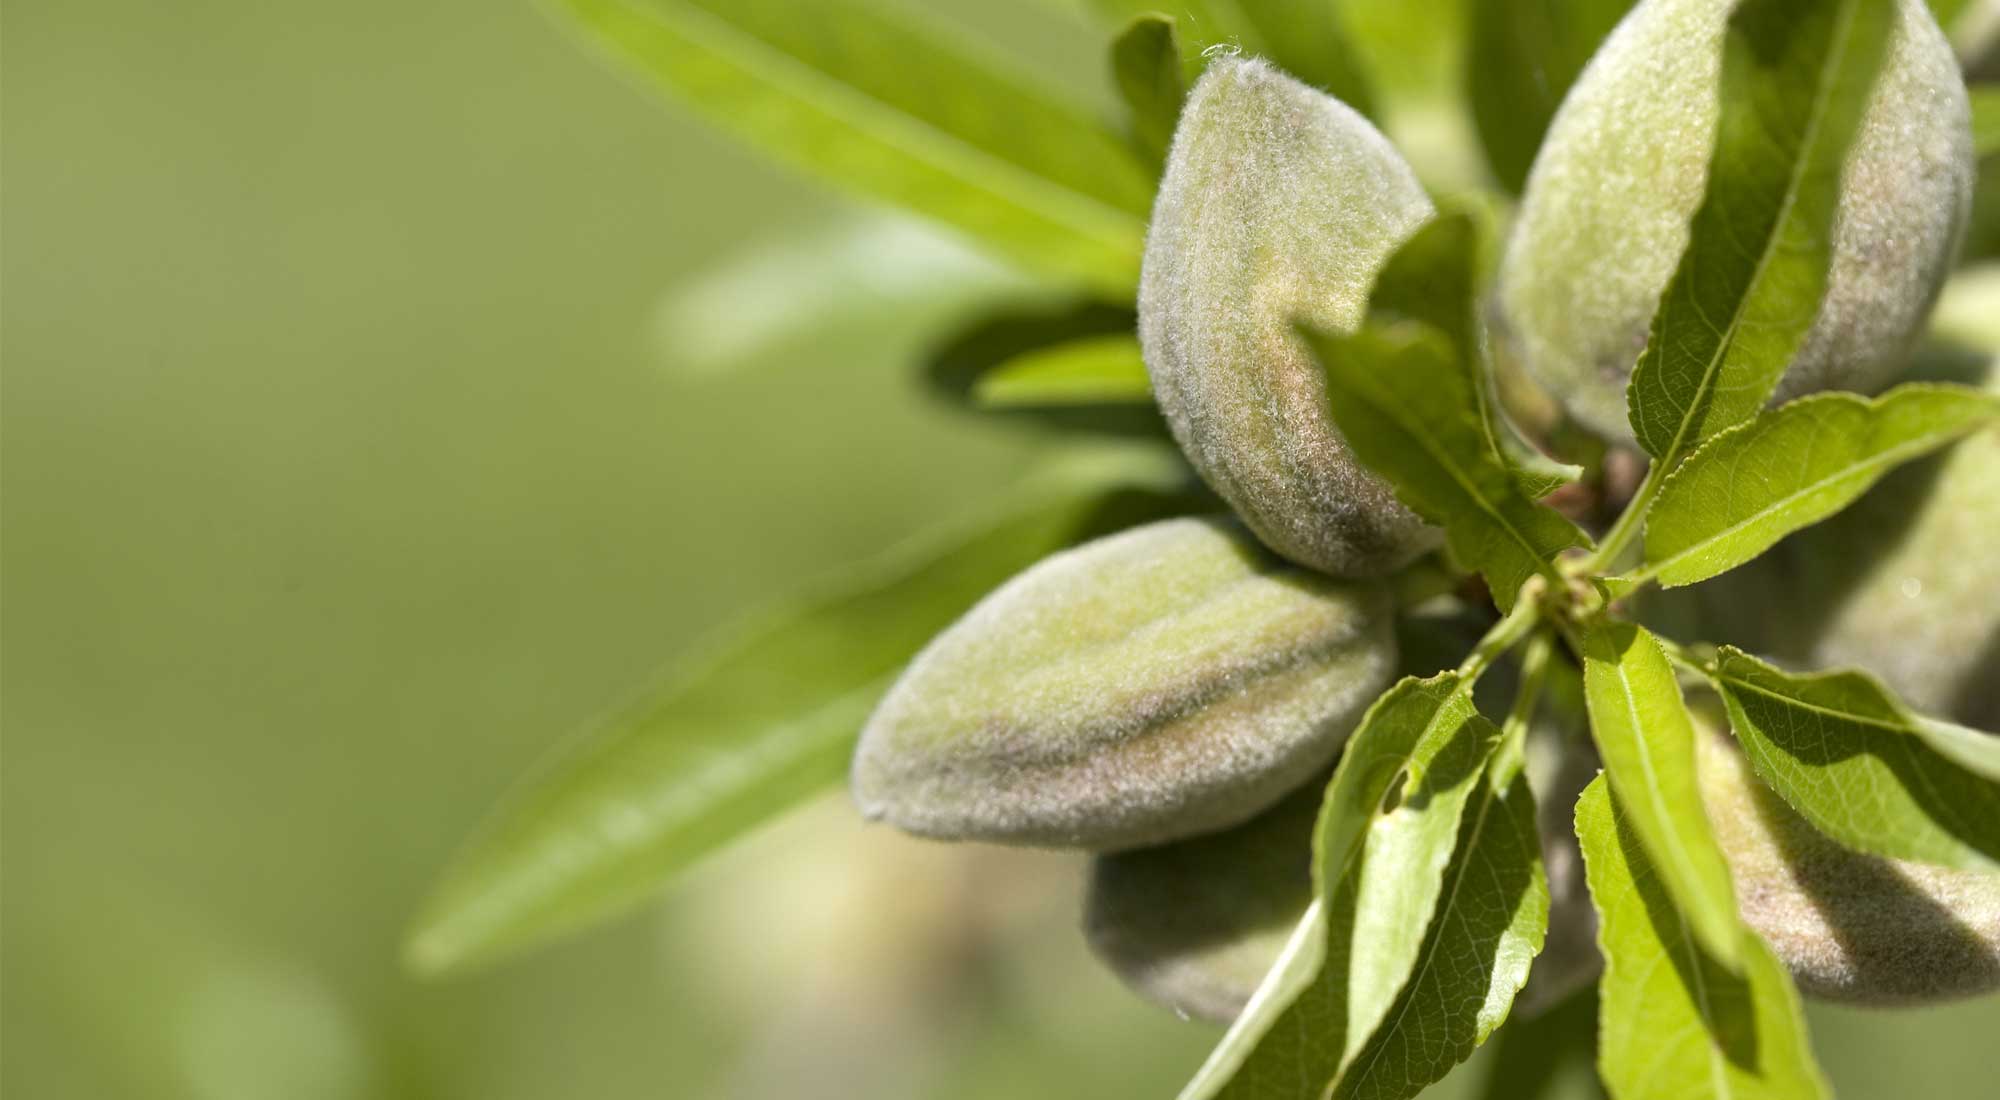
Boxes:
[4,2,1995,1097]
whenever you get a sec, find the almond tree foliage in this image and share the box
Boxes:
[409,2,2000,1097]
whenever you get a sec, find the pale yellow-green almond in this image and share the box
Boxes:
[1072,605,1470,1023]
[1697,722,2000,1004]
[1083,778,1319,1022]
[1138,56,1439,578]
[850,516,1397,851]
[1081,613,1599,1023]
[1497,0,1973,441]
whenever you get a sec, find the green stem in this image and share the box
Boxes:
[1456,592,1541,683]
[1585,455,1666,574]
[1491,631,1553,787]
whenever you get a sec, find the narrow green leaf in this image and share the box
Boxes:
[1111,14,1185,169]
[1465,0,1635,193]
[1180,674,1499,1100]
[656,214,1029,378]
[1930,0,1974,32]
[557,0,1155,295]
[1639,384,2000,588]
[971,333,1151,407]
[405,454,1189,975]
[1331,768,1548,1100]
[1913,716,2000,783]
[1367,211,1483,354]
[1368,209,1583,501]
[1579,621,1742,970]
[1085,0,1376,117]
[1973,86,2000,158]
[1969,86,2000,262]
[1624,0,1896,463]
[1707,647,2000,871]
[1304,323,1590,609]
[924,301,1166,438]
[1576,777,1830,1100]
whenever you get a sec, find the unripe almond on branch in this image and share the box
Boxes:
[1697,721,2000,1005]
[1081,610,1588,1023]
[1497,0,1973,441]
[850,516,1396,851]
[1083,779,1319,1023]
[1139,56,1439,579]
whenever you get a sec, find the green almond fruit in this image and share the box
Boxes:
[1697,719,2000,1005]
[1083,778,1319,1023]
[1497,0,1973,441]
[850,516,1397,851]
[1139,56,1439,578]
[1080,609,1577,1022]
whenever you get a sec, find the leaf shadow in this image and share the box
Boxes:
[1750,771,2000,1003]
[1948,628,2000,732]
[1398,708,1497,813]
[1731,686,2000,866]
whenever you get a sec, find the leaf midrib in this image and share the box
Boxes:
[1647,407,1968,580]
[1638,0,1863,465]
[1609,642,1725,951]
[1716,664,1914,736]
[1332,780,1505,1096]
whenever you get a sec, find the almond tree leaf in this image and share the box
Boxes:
[655,213,1031,378]
[1111,13,1185,169]
[1084,0,1376,118]
[1638,385,2000,588]
[1931,0,1974,33]
[556,0,1156,296]
[1465,0,1635,193]
[1624,0,1896,464]
[1973,85,2000,158]
[1579,621,1743,970]
[972,333,1152,407]
[923,300,1168,438]
[1330,767,1549,1100]
[404,453,1191,976]
[1576,777,1830,1100]
[1180,674,1499,1100]
[1969,85,2000,261]
[1304,323,1590,610]
[1707,647,2000,870]
[1914,716,2000,783]
[1368,209,1583,501]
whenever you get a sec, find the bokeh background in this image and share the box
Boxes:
[5,1,1997,1097]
